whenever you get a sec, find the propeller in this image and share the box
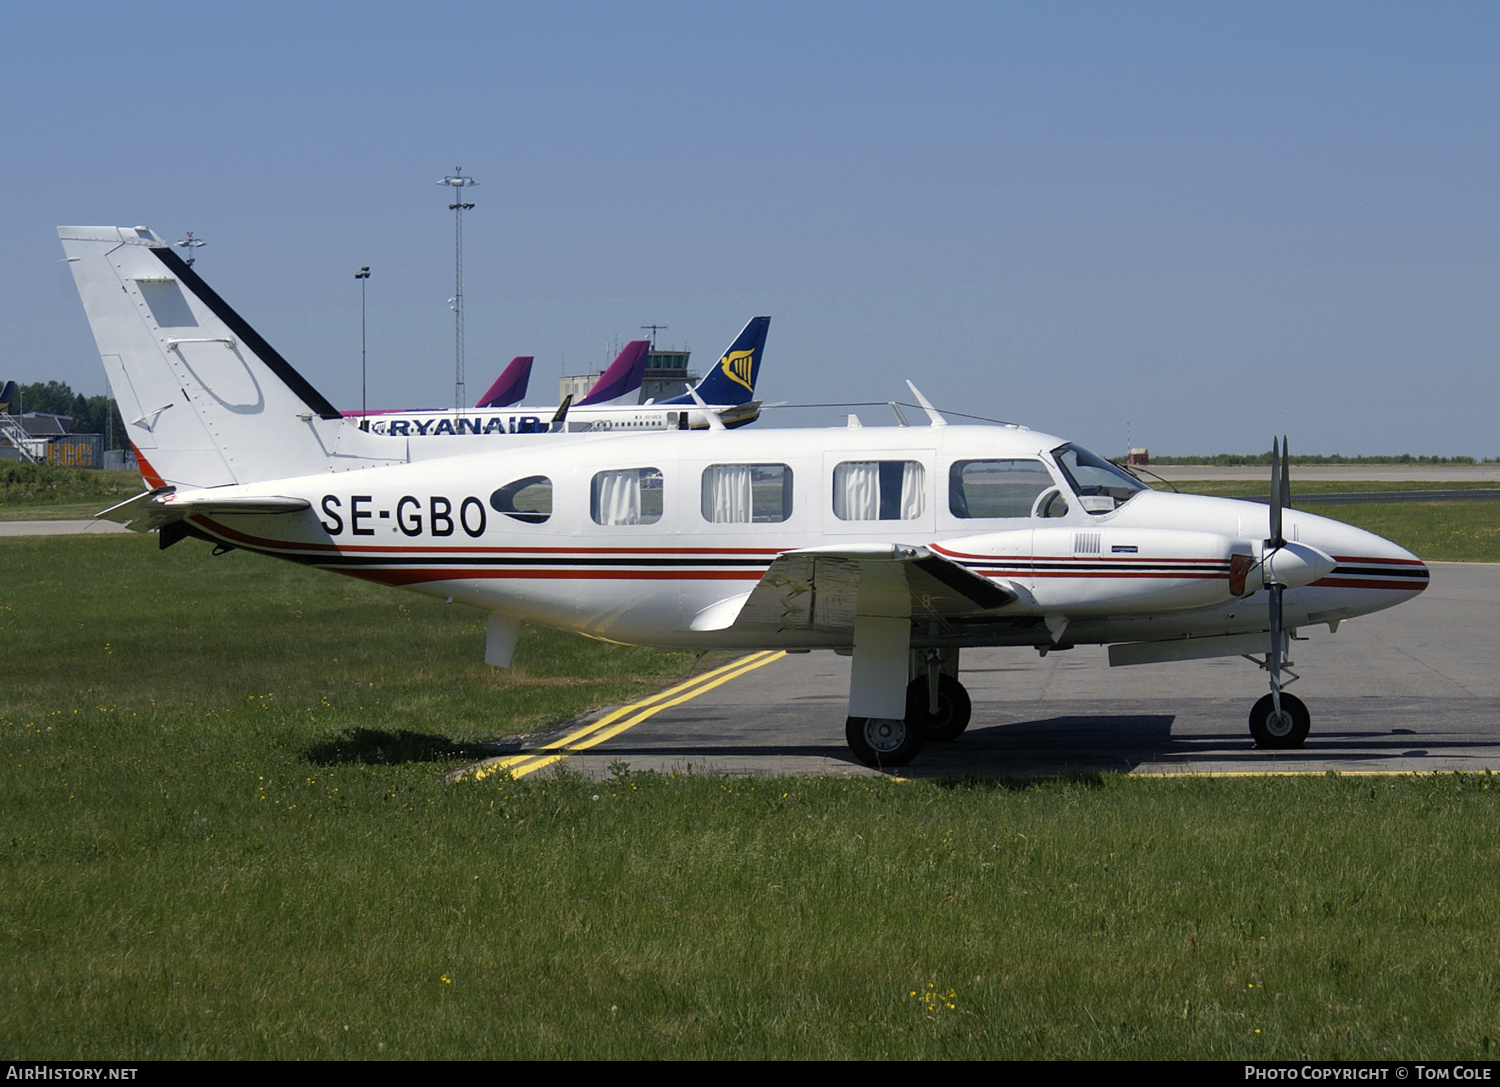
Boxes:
[1264,436,1294,725]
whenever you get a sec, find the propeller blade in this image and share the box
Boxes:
[1280,435,1292,511]
[1268,437,1283,547]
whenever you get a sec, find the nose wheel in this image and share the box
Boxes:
[1249,692,1310,749]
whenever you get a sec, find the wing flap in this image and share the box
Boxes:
[692,544,1019,634]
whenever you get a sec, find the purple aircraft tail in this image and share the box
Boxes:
[575,340,650,406]
[474,356,533,409]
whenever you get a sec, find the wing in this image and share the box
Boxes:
[688,543,1019,635]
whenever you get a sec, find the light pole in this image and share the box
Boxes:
[355,266,371,423]
[439,167,477,410]
[175,230,205,267]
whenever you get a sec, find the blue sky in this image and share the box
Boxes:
[5,2,1498,454]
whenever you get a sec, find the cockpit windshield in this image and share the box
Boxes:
[1050,443,1148,513]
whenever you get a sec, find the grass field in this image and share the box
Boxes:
[0,463,143,520]
[4,533,1500,1058]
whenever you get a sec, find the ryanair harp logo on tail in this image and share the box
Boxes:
[720,350,756,393]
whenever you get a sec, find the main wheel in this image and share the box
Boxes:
[905,674,973,742]
[846,715,925,768]
[1249,692,1310,749]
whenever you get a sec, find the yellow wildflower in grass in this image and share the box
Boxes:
[910,982,957,1016]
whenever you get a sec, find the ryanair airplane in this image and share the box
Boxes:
[355,318,770,441]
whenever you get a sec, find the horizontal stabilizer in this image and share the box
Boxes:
[98,488,310,533]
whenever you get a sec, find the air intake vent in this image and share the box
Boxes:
[1074,532,1101,555]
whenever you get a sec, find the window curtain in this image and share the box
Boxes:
[833,462,880,520]
[900,461,925,519]
[593,469,641,525]
[703,464,754,523]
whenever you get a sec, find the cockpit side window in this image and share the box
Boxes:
[1050,443,1147,514]
[948,459,1054,518]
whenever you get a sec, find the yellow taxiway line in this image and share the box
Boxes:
[457,650,787,782]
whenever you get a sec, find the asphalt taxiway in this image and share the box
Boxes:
[502,562,1500,779]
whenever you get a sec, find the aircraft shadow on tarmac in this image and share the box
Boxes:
[587,702,1500,778]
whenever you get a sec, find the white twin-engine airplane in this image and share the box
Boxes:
[62,225,1430,768]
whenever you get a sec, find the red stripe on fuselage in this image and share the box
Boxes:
[325,567,766,587]
[1312,576,1429,591]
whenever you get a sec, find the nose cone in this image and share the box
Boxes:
[1298,515,1430,595]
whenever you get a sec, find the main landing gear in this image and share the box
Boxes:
[846,653,973,768]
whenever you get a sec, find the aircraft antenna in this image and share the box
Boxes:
[439,167,478,409]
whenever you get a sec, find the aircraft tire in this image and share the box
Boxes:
[1249,692,1310,749]
[846,715,924,768]
[905,675,972,742]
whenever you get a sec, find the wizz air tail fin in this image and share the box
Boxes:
[474,356,533,408]
[575,340,650,406]
[662,316,770,407]
[58,226,404,490]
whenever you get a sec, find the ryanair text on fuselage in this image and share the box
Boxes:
[369,414,545,437]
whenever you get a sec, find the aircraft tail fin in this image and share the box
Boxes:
[58,226,404,490]
[0,381,16,415]
[474,356,533,408]
[663,316,770,407]
[575,340,650,406]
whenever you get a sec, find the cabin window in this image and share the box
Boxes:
[948,459,1055,518]
[490,476,552,524]
[701,464,793,523]
[591,467,663,525]
[832,460,925,521]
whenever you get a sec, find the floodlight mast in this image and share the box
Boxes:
[439,167,477,409]
[175,231,205,267]
[355,266,371,423]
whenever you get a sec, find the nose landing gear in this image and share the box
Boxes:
[1249,691,1310,749]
